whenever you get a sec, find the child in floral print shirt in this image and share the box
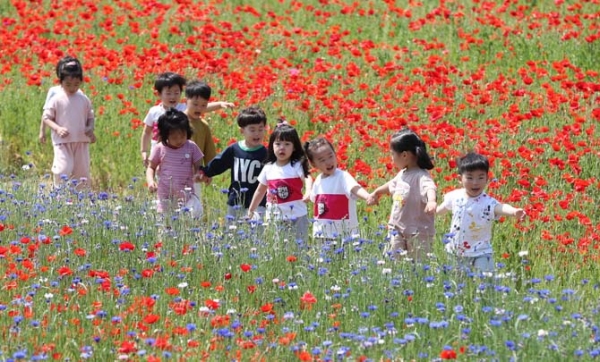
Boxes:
[436,152,525,273]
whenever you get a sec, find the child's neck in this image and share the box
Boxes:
[185,111,200,121]
[276,159,291,167]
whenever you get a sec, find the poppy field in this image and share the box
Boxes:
[1,0,600,360]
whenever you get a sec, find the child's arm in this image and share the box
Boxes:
[206,102,235,113]
[42,115,69,138]
[367,181,391,205]
[203,127,217,165]
[424,188,437,214]
[302,175,313,202]
[494,203,526,220]
[247,183,268,218]
[85,105,96,143]
[39,117,47,144]
[146,163,158,192]
[203,146,233,178]
[436,192,450,215]
[351,185,370,201]
[140,125,153,167]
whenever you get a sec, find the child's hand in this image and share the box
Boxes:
[424,201,437,214]
[142,153,150,168]
[88,132,97,143]
[216,101,234,110]
[302,192,311,203]
[514,208,526,220]
[56,127,69,138]
[366,193,378,206]
[38,132,46,144]
[147,181,158,193]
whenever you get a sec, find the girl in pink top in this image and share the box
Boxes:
[42,59,95,188]
[146,109,205,218]
[368,129,437,261]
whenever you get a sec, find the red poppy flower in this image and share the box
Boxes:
[59,225,73,236]
[240,264,252,272]
[119,241,135,251]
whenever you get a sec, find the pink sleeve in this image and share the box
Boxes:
[190,142,203,163]
[149,144,163,165]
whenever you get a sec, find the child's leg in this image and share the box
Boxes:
[385,228,408,259]
[407,233,433,262]
[293,215,310,243]
[472,254,495,273]
[51,143,75,187]
[71,142,90,187]
[184,193,203,219]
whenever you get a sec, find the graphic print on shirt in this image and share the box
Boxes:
[233,158,261,184]
[267,178,303,205]
[314,194,350,220]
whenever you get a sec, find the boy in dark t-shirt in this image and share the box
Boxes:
[202,106,267,219]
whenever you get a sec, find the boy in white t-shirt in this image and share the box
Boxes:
[304,137,369,240]
[140,72,233,167]
[436,152,526,273]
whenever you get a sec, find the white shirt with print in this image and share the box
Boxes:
[439,189,499,257]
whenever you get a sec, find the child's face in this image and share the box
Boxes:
[159,85,182,109]
[391,150,410,170]
[166,130,187,149]
[310,145,337,177]
[460,170,489,197]
[240,123,266,148]
[186,96,209,119]
[273,138,294,164]
[61,76,81,95]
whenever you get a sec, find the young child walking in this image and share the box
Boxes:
[42,58,95,188]
[304,137,370,240]
[146,109,206,218]
[202,106,267,219]
[436,152,525,273]
[368,128,437,261]
[39,56,86,144]
[140,72,187,167]
[247,120,312,241]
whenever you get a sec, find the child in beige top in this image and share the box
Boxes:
[368,128,437,261]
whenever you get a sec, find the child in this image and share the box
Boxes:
[140,73,234,167]
[202,106,267,219]
[146,109,205,218]
[367,128,437,261]
[247,120,312,241]
[184,80,218,166]
[140,72,187,167]
[304,137,370,240]
[39,56,85,144]
[42,59,95,188]
[436,152,525,273]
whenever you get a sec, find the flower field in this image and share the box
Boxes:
[1,0,600,360]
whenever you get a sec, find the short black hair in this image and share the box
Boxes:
[58,60,83,82]
[185,80,211,100]
[56,56,82,78]
[265,119,309,176]
[154,72,186,93]
[237,106,267,128]
[457,152,489,174]
[157,109,193,145]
